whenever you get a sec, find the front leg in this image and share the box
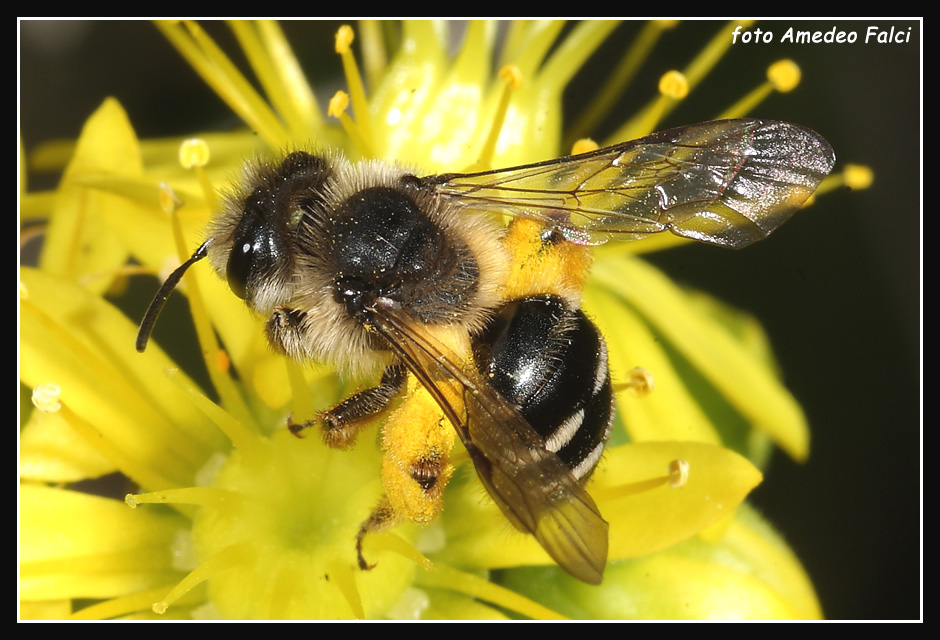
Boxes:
[289,363,407,449]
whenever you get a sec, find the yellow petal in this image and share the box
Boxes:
[440,441,761,569]
[497,504,820,620]
[39,98,141,293]
[20,484,189,601]
[592,254,809,461]
[585,284,721,444]
[597,441,762,558]
[20,267,225,489]
[20,407,115,483]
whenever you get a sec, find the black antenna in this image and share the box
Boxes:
[136,241,211,352]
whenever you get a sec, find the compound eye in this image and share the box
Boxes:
[225,237,255,300]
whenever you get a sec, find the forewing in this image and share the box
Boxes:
[367,302,609,584]
[428,119,836,248]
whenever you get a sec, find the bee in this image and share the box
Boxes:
[137,118,835,585]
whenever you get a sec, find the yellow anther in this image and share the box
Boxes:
[158,182,184,215]
[658,70,689,100]
[178,138,210,169]
[328,91,350,118]
[215,349,231,373]
[571,138,599,155]
[844,164,875,190]
[624,366,655,398]
[335,24,354,54]
[767,59,801,93]
[32,383,62,413]
[498,64,523,90]
[668,459,690,489]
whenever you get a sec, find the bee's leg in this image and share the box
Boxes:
[355,495,402,571]
[381,383,456,526]
[288,363,407,449]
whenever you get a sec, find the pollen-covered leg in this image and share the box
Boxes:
[381,380,456,526]
[288,364,406,448]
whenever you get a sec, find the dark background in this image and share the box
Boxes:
[19,20,921,620]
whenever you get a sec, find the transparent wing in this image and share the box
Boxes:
[426,119,836,248]
[367,301,609,584]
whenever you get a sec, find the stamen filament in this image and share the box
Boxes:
[566,20,677,146]
[328,91,374,158]
[152,542,254,615]
[168,369,264,456]
[817,164,874,195]
[472,65,522,171]
[719,60,802,119]
[336,25,373,150]
[67,585,198,620]
[415,564,567,620]
[593,475,672,501]
[126,486,245,510]
[609,20,753,142]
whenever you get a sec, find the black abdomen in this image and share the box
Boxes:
[474,295,613,482]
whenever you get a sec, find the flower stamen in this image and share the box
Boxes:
[415,564,567,620]
[619,366,655,398]
[328,91,374,158]
[152,541,254,615]
[668,458,691,488]
[720,59,802,119]
[31,382,62,413]
[609,19,753,143]
[335,25,373,152]
[566,20,678,146]
[820,163,875,196]
[67,586,196,620]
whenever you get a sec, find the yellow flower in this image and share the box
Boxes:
[20,20,860,619]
